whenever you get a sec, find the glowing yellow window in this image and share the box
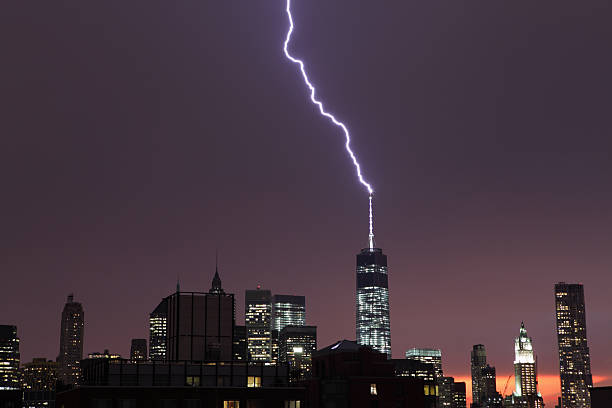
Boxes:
[224,402,239,408]
[370,383,377,396]
[247,376,261,388]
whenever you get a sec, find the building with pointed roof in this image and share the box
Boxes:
[504,322,543,408]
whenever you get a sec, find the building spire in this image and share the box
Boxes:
[210,252,224,294]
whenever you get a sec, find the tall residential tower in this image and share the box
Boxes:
[356,247,391,357]
[555,282,593,408]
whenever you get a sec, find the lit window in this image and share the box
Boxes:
[370,383,377,396]
[224,402,240,408]
[284,402,301,408]
[247,376,261,388]
[186,376,201,386]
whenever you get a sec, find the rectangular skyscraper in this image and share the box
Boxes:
[356,247,391,357]
[470,344,487,407]
[279,325,317,381]
[149,298,168,361]
[272,295,305,332]
[0,325,20,390]
[166,290,235,361]
[245,287,272,361]
[555,282,593,408]
[57,294,84,386]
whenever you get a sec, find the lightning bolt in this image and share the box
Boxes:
[283,0,373,196]
[283,0,376,249]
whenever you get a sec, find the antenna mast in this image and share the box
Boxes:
[368,194,375,250]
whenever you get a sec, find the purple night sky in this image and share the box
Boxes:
[1,1,611,404]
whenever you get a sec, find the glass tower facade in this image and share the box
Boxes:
[245,288,272,362]
[555,282,592,408]
[272,295,305,332]
[149,298,168,361]
[0,325,19,390]
[356,247,391,358]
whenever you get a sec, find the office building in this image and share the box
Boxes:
[166,268,235,361]
[58,358,303,408]
[20,358,58,408]
[272,295,305,332]
[590,386,612,408]
[555,282,593,408]
[149,298,168,361]
[356,247,391,357]
[130,339,147,361]
[471,344,487,406]
[57,294,84,386]
[233,325,247,361]
[452,381,467,408]
[279,325,317,381]
[88,350,121,359]
[405,348,443,380]
[307,340,426,408]
[0,325,19,390]
[245,287,272,362]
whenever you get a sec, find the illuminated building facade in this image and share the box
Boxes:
[245,287,272,362]
[149,298,168,361]
[516,323,543,408]
[20,358,57,390]
[20,358,57,408]
[166,269,235,361]
[57,294,84,386]
[356,247,391,357]
[505,323,543,408]
[555,282,593,408]
[406,349,442,407]
[279,325,317,381]
[130,339,147,361]
[0,325,19,390]
[272,295,305,332]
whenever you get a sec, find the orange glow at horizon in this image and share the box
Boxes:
[447,373,609,406]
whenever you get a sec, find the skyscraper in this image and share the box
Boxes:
[130,339,147,361]
[356,247,391,357]
[232,325,247,361]
[57,294,84,386]
[405,348,443,380]
[471,344,487,407]
[272,295,305,332]
[511,322,543,408]
[245,287,272,361]
[555,282,593,408]
[279,325,317,381]
[0,325,19,390]
[20,358,58,408]
[149,298,168,361]
[166,268,235,361]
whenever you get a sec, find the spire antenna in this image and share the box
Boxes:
[368,193,375,250]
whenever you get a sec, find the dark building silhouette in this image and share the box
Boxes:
[279,325,317,381]
[356,247,391,357]
[130,339,147,361]
[20,358,57,408]
[149,298,168,361]
[471,344,494,408]
[57,294,84,386]
[590,386,612,408]
[245,287,272,362]
[0,325,19,390]
[233,325,247,361]
[58,358,303,408]
[451,381,467,408]
[555,282,593,408]
[166,268,235,361]
[306,340,425,408]
[392,358,437,408]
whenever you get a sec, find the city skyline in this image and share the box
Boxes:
[1,1,612,407]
